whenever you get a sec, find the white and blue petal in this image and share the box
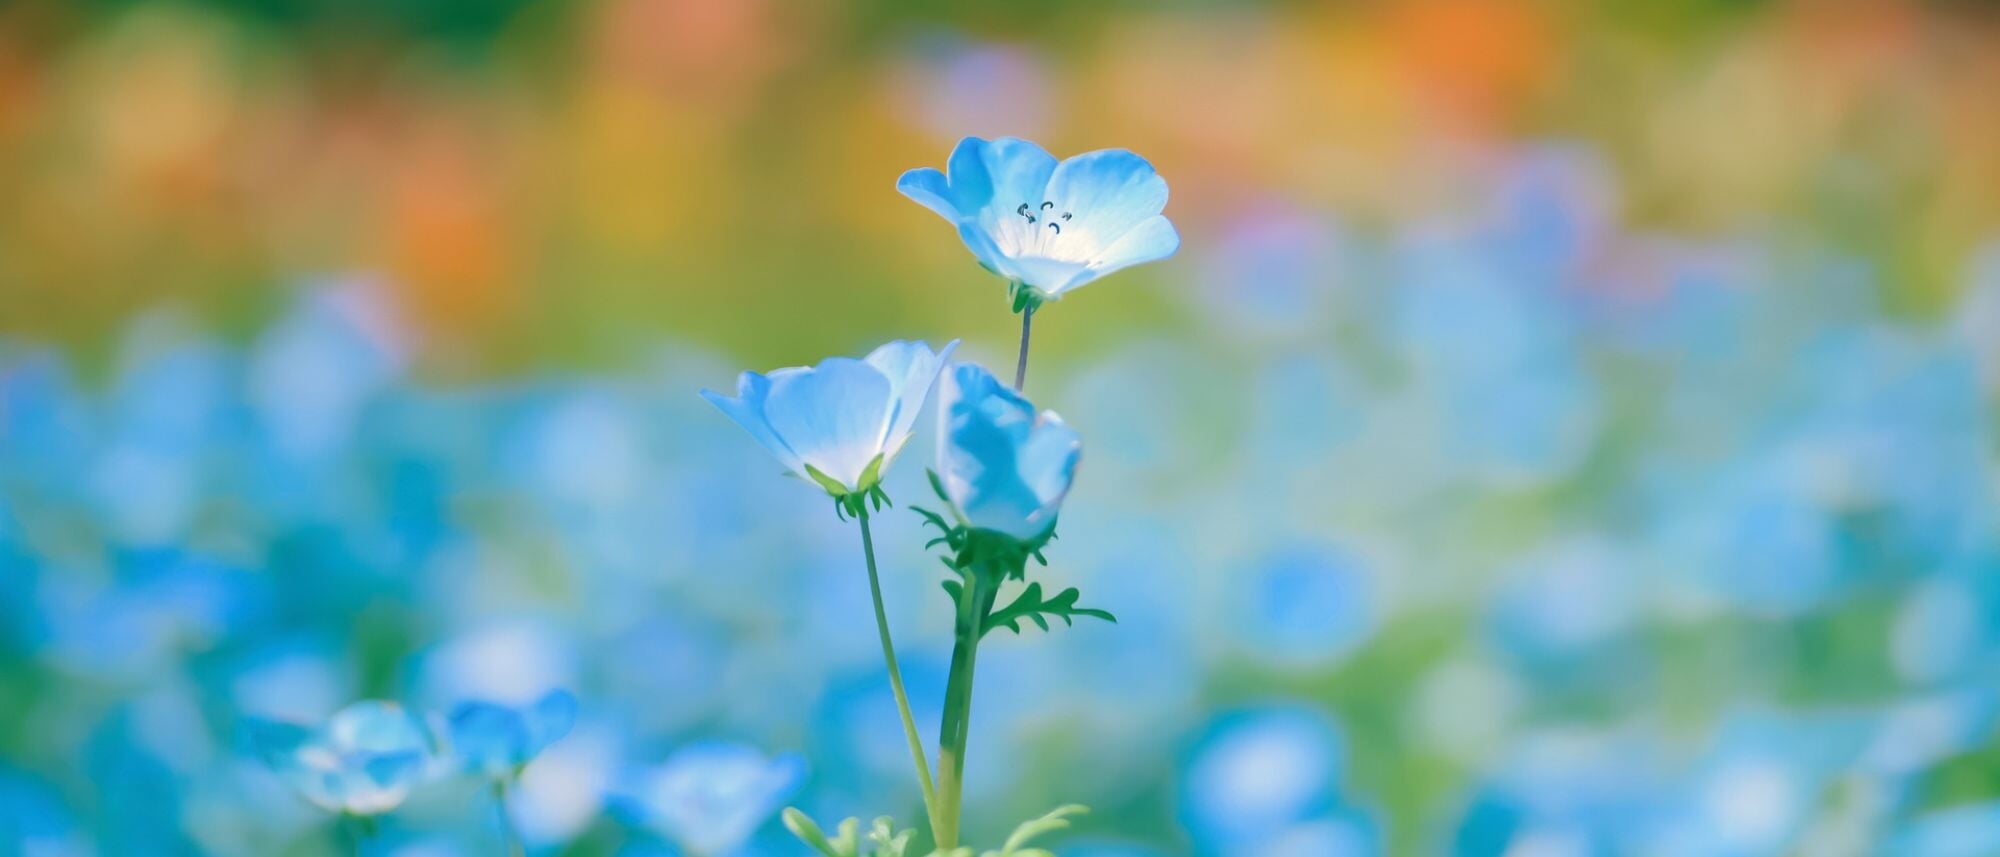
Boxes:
[1042,148,1170,250]
[946,136,1061,226]
[762,358,892,491]
[936,363,1082,540]
[616,740,806,857]
[699,373,804,475]
[896,166,961,222]
[864,338,959,457]
[1055,214,1181,296]
[254,700,437,817]
[897,136,1059,228]
[447,689,577,777]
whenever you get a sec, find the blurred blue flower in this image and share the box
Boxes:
[616,740,806,857]
[899,136,1178,301]
[1260,810,1383,857]
[1656,710,1869,857]
[1230,545,1376,667]
[1892,801,2000,857]
[1180,704,1346,853]
[1190,203,1344,339]
[447,690,578,779]
[702,340,957,496]
[935,362,1080,540]
[1860,688,1997,777]
[896,36,1051,142]
[0,768,86,856]
[249,700,436,816]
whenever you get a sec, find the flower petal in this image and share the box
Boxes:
[946,136,1059,227]
[1053,214,1181,296]
[701,373,805,476]
[936,363,1081,540]
[1016,411,1082,525]
[864,339,960,457]
[762,358,892,491]
[1044,148,1169,252]
[896,167,960,222]
[526,689,579,753]
[956,221,1023,281]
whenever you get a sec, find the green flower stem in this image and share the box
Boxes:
[933,570,998,849]
[1013,303,1036,391]
[342,814,376,857]
[494,780,524,857]
[857,509,942,840]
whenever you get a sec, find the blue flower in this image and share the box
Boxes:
[446,689,578,779]
[702,340,957,497]
[248,700,437,816]
[935,362,1081,541]
[899,136,1179,302]
[616,740,806,857]
[1180,705,1347,853]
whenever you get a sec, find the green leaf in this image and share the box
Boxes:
[866,816,913,857]
[981,583,1116,639]
[783,808,859,857]
[991,805,1088,857]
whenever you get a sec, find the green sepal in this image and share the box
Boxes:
[982,582,1116,638]
[803,464,852,498]
[855,454,885,494]
[1006,280,1045,315]
[807,455,889,521]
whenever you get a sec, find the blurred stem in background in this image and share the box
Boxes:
[342,813,376,857]
[857,509,941,840]
[493,780,523,857]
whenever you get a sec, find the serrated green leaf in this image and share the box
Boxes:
[981,584,1116,639]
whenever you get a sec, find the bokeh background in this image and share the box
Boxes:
[5,0,2000,854]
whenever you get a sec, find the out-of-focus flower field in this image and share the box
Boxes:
[4,0,2000,855]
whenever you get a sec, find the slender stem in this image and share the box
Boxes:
[1013,305,1036,391]
[342,814,371,857]
[493,780,524,857]
[933,573,996,849]
[858,510,941,839]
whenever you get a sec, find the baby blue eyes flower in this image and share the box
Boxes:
[936,362,1081,541]
[899,136,1179,302]
[250,701,436,816]
[616,740,806,856]
[446,689,578,779]
[702,339,958,497]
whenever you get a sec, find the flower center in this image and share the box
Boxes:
[1016,201,1073,237]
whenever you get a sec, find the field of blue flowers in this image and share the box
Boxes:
[5,2,2000,855]
[8,130,2000,853]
